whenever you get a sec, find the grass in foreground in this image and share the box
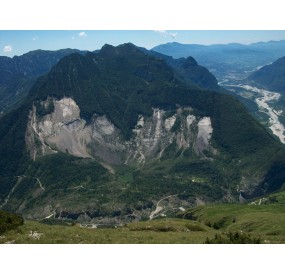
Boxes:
[1,202,285,244]
[178,203,285,243]
[0,219,217,244]
[0,219,215,244]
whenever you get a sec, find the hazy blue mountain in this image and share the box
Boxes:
[152,40,285,80]
[248,56,285,92]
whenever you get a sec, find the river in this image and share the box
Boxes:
[223,84,285,144]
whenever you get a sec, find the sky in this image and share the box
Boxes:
[1,30,285,57]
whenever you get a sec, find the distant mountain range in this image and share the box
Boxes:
[248,56,285,92]
[152,40,285,80]
[1,43,285,223]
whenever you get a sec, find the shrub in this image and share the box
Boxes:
[204,231,261,244]
[0,210,24,234]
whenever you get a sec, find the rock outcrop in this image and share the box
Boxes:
[26,97,216,166]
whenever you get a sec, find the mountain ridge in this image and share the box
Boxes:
[0,43,224,115]
[137,46,221,91]
[151,40,285,81]
[0,48,86,113]
[248,56,285,92]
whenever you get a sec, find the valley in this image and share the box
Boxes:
[222,83,285,144]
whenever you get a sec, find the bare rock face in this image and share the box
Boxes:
[164,114,176,131]
[26,97,216,165]
[194,117,216,156]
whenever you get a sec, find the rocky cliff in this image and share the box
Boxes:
[26,97,216,166]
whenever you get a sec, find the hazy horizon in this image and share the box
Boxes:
[1,30,285,58]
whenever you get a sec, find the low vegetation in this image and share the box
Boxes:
[1,201,285,244]
[204,231,261,244]
[0,210,23,234]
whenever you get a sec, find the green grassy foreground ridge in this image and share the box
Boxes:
[1,197,285,244]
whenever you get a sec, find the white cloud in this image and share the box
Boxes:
[154,30,177,39]
[32,36,38,41]
[78,32,87,37]
[3,45,12,52]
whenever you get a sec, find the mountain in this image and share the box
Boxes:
[248,56,285,92]
[0,47,221,115]
[152,40,285,80]
[166,56,221,91]
[1,43,285,223]
[152,40,285,63]
[138,47,221,91]
[0,49,85,113]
